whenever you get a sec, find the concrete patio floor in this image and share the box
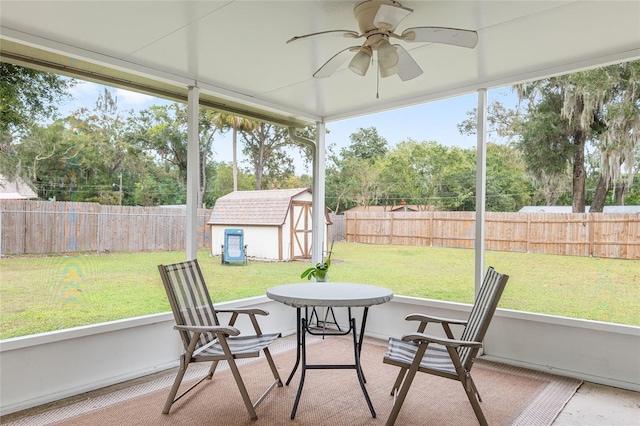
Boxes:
[552,382,640,426]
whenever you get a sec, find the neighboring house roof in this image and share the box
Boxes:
[0,175,38,200]
[518,205,640,214]
[390,204,422,212]
[345,206,388,213]
[208,188,311,226]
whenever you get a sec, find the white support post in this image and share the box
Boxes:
[475,89,488,295]
[312,121,327,271]
[186,85,199,261]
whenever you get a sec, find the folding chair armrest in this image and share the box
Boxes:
[216,309,270,334]
[217,308,270,316]
[402,332,482,349]
[175,324,241,337]
[405,313,468,326]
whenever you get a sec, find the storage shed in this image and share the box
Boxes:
[207,188,331,261]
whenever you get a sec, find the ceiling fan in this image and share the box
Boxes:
[287,0,478,81]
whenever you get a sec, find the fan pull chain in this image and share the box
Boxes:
[376,64,380,99]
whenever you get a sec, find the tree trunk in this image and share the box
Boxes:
[232,127,238,192]
[589,175,610,213]
[255,144,264,190]
[198,154,205,208]
[614,182,627,205]
[571,130,587,213]
[544,177,555,206]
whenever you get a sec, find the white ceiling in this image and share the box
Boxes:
[1,1,639,127]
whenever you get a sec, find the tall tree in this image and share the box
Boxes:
[211,113,257,191]
[517,61,639,212]
[0,64,74,136]
[0,64,75,181]
[485,143,533,211]
[460,61,639,211]
[340,127,388,163]
[128,104,225,207]
[378,139,442,208]
[6,87,148,203]
[516,92,575,206]
[210,162,256,200]
[325,127,389,212]
[240,122,294,190]
[588,61,640,210]
[326,156,383,211]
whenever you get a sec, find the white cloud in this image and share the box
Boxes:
[115,88,154,106]
[67,81,161,112]
[68,80,102,101]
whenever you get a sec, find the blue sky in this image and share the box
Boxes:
[61,80,519,174]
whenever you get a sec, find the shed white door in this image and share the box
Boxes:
[290,201,312,259]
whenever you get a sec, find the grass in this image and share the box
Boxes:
[1,242,638,339]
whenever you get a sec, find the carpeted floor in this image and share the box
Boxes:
[2,336,581,426]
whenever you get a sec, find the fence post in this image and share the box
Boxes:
[0,210,2,258]
[96,212,100,254]
[344,213,348,242]
[529,214,533,253]
[589,214,595,257]
[429,212,433,246]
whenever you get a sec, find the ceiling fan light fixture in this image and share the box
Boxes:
[349,48,372,76]
[377,38,399,69]
[379,64,398,78]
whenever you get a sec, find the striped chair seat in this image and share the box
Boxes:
[195,333,282,358]
[384,337,456,375]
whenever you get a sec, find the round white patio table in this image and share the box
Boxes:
[266,282,393,419]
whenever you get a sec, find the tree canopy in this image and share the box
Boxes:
[2,60,637,212]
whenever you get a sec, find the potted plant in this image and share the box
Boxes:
[300,240,334,282]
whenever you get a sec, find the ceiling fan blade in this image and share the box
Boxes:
[374,3,412,31]
[395,45,423,81]
[313,46,360,78]
[400,26,478,48]
[287,30,360,44]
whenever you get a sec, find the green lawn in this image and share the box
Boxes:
[1,242,638,339]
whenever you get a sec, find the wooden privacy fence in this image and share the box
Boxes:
[0,200,213,255]
[343,211,640,260]
[2,201,638,259]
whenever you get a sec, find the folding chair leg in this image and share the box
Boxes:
[386,364,419,426]
[206,360,220,379]
[163,358,217,414]
[386,343,429,426]
[463,375,488,426]
[226,356,258,420]
[263,347,283,387]
[162,360,188,414]
[469,375,482,402]
[391,367,408,396]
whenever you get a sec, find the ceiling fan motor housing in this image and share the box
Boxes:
[354,0,411,33]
